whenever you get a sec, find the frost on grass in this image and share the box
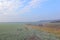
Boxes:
[0,27,60,40]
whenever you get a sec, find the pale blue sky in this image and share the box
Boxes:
[0,0,60,22]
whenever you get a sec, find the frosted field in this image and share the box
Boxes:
[0,23,60,40]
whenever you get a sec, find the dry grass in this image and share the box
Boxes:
[26,23,60,37]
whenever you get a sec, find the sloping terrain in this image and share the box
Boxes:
[0,23,60,40]
[26,23,60,38]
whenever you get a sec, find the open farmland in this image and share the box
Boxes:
[0,23,60,40]
[26,23,60,39]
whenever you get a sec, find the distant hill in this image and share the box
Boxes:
[50,20,60,23]
[35,20,60,24]
[26,20,60,25]
[26,20,52,25]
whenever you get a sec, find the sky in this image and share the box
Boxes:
[0,0,60,22]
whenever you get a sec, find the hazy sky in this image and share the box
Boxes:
[0,0,60,22]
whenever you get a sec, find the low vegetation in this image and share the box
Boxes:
[0,23,60,40]
[27,23,60,38]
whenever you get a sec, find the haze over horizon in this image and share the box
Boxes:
[0,0,60,22]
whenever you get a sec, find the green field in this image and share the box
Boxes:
[0,23,60,40]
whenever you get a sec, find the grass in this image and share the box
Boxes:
[0,23,60,40]
[27,23,60,38]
